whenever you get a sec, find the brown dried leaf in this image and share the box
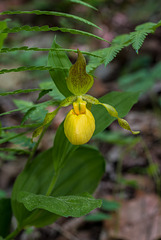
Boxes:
[104,193,161,240]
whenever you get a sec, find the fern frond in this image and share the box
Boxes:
[2,25,110,43]
[69,0,98,11]
[87,34,131,72]
[1,123,41,130]
[0,46,101,58]
[0,147,30,155]
[0,66,68,74]
[0,100,56,117]
[104,44,124,66]
[130,21,161,53]
[0,131,29,144]
[0,10,100,29]
[0,88,45,96]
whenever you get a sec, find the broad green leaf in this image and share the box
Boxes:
[18,191,101,218]
[118,61,161,93]
[0,10,100,29]
[85,212,111,221]
[0,198,12,237]
[92,91,140,135]
[0,190,6,198]
[93,131,140,146]
[48,39,72,97]
[102,199,120,211]
[0,20,8,50]
[52,122,78,172]
[12,124,105,227]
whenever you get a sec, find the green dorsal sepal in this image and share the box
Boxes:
[66,49,94,95]
[118,118,140,135]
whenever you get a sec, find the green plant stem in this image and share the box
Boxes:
[25,126,48,168]
[46,171,59,196]
[5,227,21,240]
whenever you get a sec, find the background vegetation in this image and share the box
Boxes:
[0,0,161,239]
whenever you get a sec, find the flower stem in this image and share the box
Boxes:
[5,227,21,240]
[46,171,59,196]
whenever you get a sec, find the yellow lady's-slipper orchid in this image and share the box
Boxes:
[64,99,95,145]
[32,49,140,145]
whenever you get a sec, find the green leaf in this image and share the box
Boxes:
[52,122,78,172]
[0,10,100,29]
[2,25,109,43]
[102,199,120,211]
[37,89,52,101]
[92,91,140,135]
[21,107,37,125]
[85,212,111,221]
[18,191,101,218]
[0,20,8,50]
[0,190,6,199]
[0,198,12,237]
[118,69,153,93]
[48,39,72,97]
[69,0,98,11]
[93,131,140,146]
[12,124,105,227]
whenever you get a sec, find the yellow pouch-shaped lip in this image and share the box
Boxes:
[64,108,95,145]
